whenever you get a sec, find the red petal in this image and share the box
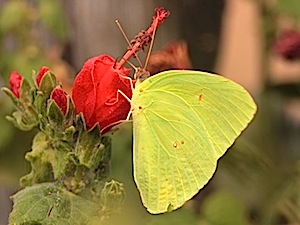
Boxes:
[36,66,50,87]
[9,71,23,98]
[51,87,68,115]
[72,58,96,124]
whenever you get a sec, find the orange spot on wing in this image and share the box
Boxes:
[199,94,203,101]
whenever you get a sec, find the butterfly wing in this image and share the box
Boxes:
[131,70,256,214]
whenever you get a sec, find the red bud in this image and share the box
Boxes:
[72,55,132,134]
[51,87,68,115]
[9,71,23,98]
[36,66,50,87]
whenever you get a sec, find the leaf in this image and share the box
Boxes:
[20,131,69,186]
[9,183,103,225]
[75,116,105,169]
[19,78,34,104]
[1,87,20,108]
[38,72,59,99]
[131,70,257,214]
[47,99,65,130]
[6,111,37,131]
[2,80,39,131]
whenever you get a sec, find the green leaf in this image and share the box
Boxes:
[75,117,105,169]
[20,131,70,186]
[64,97,76,126]
[19,78,34,104]
[2,80,38,131]
[95,136,112,180]
[6,111,37,131]
[51,141,71,178]
[20,132,53,187]
[131,70,257,214]
[38,72,58,98]
[9,183,103,225]
[34,91,48,131]
[47,99,64,130]
[63,126,76,142]
[34,91,47,115]
[1,87,20,108]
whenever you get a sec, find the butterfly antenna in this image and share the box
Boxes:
[144,17,158,70]
[124,59,137,70]
[115,19,143,68]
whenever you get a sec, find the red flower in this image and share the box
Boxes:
[9,71,23,98]
[71,8,170,134]
[36,66,50,87]
[273,30,300,60]
[72,55,132,134]
[51,87,68,115]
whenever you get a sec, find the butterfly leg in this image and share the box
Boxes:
[116,89,132,120]
[125,109,132,121]
[117,88,131,101]
[105,75,133,121]
[105,76,133,105]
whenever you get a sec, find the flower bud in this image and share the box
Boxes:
[36,66,50,87]
[72,55,132,134]
[101,180,125,211]
[50,87,68,115]
[9,71,22,98]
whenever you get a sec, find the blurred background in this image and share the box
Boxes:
[1,0,300,224]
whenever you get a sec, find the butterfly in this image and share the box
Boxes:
[131,69,256,213]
